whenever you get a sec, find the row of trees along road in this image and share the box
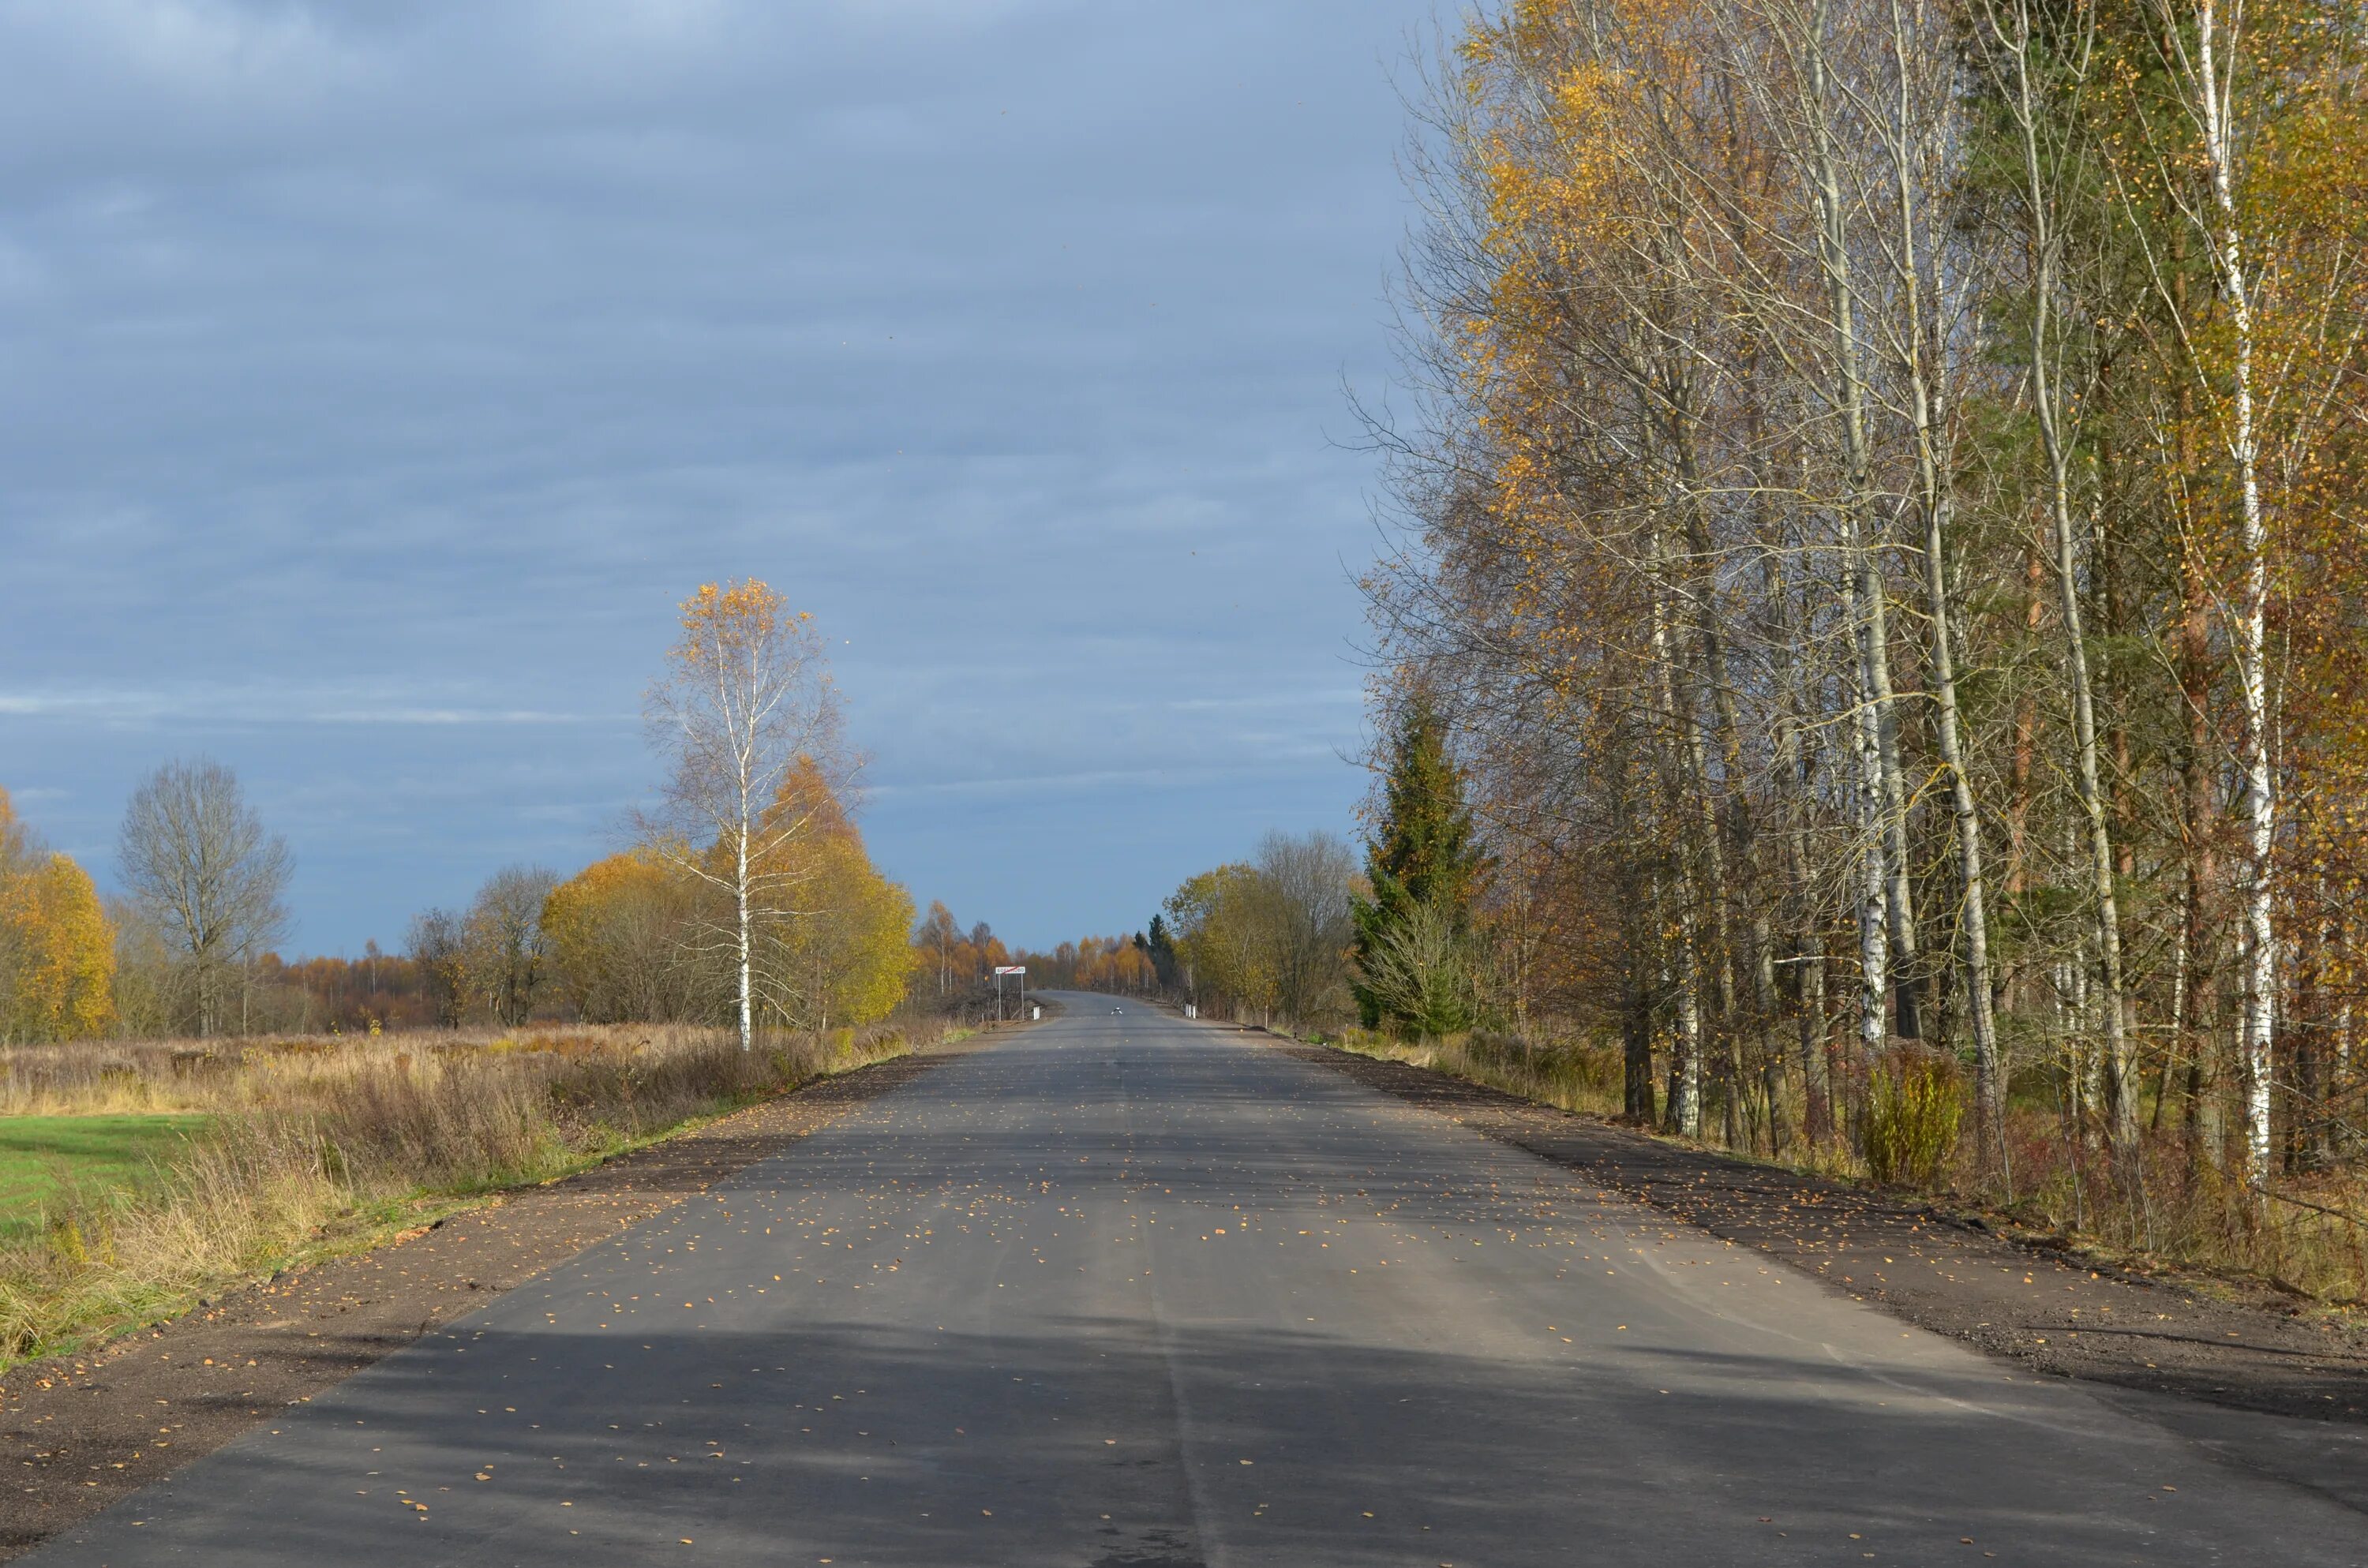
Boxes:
[908,910,1164,1005]
[1008,934,1162,994]
[912,904,1016,997]
[1355,0,2368,1231]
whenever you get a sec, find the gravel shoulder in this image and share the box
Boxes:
[1264,1035,2368,1428]
[0,1032,1000,1560]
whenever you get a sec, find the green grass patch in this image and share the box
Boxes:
[0,1115,210,1234]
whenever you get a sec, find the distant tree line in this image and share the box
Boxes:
[906,906,1166,1005]
[2,578,927,1044]
[1008,934,1160,994]
[910,903,1015,998]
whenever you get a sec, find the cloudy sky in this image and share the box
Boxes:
[0,0,1441,954]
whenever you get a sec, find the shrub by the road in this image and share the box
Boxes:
[1858,1050,1963,1188]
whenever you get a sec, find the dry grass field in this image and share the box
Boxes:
[0,1020,936,1365]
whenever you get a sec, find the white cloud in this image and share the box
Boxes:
[0,684,614,728]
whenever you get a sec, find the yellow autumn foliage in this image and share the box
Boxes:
[542,849,711,1024]
[541,764,912,1031]
[0,788,117,1042]
[749,759,912,1032]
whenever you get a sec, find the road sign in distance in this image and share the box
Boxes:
[995,965,1027,975]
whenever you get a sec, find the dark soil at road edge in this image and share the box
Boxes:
[0,1029,1007,1561]
[1263,1034,2368,1429]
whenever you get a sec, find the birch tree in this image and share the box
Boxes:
[644,580,844,1052]
[1967,0,2143,1151]
[1365,0,2367,1258]
[2108,0,2367,1181]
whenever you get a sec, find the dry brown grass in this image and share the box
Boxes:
[1973,1116,2368,1307]
[1321,1024,2368,1308]
[0,1023,740,1117]
[0,1021,938,1364]
[1326,1027,1628,1121]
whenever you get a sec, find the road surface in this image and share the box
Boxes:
[32,995,2366,1565]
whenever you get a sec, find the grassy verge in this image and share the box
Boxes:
[1305,1024,2368,1310]
[1317,1027,1628,1119]
[0,1022,936,1368]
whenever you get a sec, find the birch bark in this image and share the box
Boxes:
[2190,0,2277,1185]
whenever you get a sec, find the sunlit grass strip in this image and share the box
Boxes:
[0,1023,924,1368]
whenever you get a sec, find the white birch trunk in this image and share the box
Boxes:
[1840,559,1891,1061]
[1801,0,1919,1042]
[1885,0,2003,1132]
[2194,0,2276,1185]
[1673,937,1705,1136]
[737,832,753,1053]
[1650,536,1706,1138]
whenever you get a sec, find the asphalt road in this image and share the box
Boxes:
[32,995,2366,1566]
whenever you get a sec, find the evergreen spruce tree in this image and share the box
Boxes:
[1143,913,1181,990]
[1351,691,1485,1030]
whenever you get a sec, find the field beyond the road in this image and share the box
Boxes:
[0,1115,207,1237]
[0,1020,935,1367]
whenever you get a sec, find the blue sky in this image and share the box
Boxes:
[0,1,1438,954]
